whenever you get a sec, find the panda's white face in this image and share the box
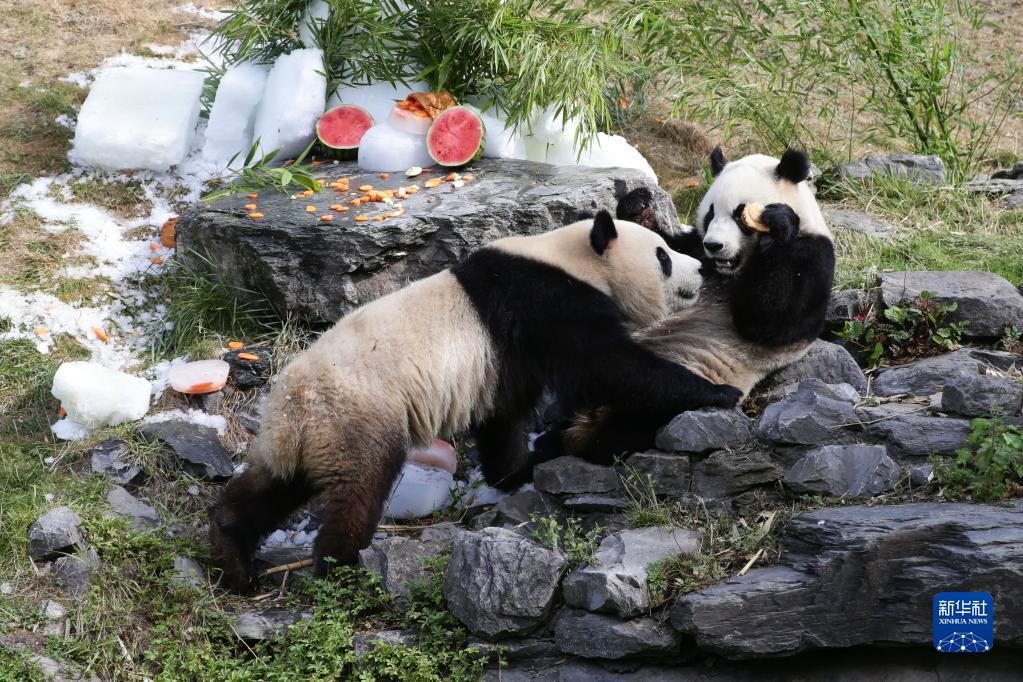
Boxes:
[694,151,829,276]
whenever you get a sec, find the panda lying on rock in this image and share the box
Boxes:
[209,212,743,591]
[542,147,836,462]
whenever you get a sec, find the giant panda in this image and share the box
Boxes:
[547,148,836,461]
[208,211,743,591]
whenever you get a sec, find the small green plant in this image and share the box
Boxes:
[933,418,1023,503]
[837,291,968,367]
[998,325,1023,355]
[201,139,321,201]
[529,514,602,568]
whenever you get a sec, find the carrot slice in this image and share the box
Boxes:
[305,205,317,213]
[58,407,67,417]
[35,327,48,335]
[92,327,109,342]
[150,242,160,251]
[227,341,245,349]
[247,193,258,199]
[248,212,264,219]
[237,352,259,361]
[374,215,383,222]
[187,381,216,393]
[337,206,349,212]
[424,178,442,188]
[150,257,162,265]
[319,214,334,222]
[355,215,369,222]
[244,203,257,211]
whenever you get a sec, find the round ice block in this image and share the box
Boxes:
[387,105,432,135]
[408,439,458,474]
[51,361,152,429]
[383,462,455,519]
[357,122,434,172]
[168,359,230,394]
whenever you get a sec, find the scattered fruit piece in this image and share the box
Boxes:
[359,184,373,191]
[462,174,475,181]
[187,381,216,392]
[150,257,162,265]
[380,172,390,179]
[237,352,259,361]
[92,327,109,342]
[355,215,369,222]
[227,341,245,349]
[244,203,257,211]
[405,166,423,177]
[337,206,349,212]
[34,327,48,336]
[248,212,264,219]
[150,242,160,251]
[406,186,419,194]
[374,215,383,221]
[384,211,396,218]
[306,205,317,212]
[319,214,334,222]
[247,193,258,199]
[330,204,344,211]
[446,172,460,181]
[160,217,177,248]
[58,407,67,417]
[424,177,442,188]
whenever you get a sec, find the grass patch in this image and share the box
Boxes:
[68,179,153,218]
[529,514,603,569]
[0,337,89,443]
[933,418,1023,502]
[0,209,85,289]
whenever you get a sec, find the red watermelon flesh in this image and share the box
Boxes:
[316,104,374,150]
[426,106,485,167]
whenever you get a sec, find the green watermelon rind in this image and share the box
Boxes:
[316,104,374,150]
[426,105,486,167]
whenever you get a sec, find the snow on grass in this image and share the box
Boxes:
[173,3,229,23]
[143,408,227,436]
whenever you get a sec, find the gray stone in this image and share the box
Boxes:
[41,599,66,620]
[28,507,83,561]
[139,420,234,480]
[941,374,1023,417]
[872,349,985,396]
[992,161,1023,180]
[234,608,312,640]
[860,409,971,458]
[178,159,679,325]
[534,457,619,496]
[622,451,690,497]
[691,450,784,499]
[760,340,867,393]
[908,464,934,486]
[965,176,1023,195]
[825,289,870,326]
[876,270,1023,337]
[52,549,100,599]
[475,489,564,531]
[443,527,567,639]
[352,629,417,658]
[419,523,463,547]
[469,636,560,661]
[106,485,159,529]
[654,409,752,454]
[90,439,143,486]
[223,346,270,388]
[783,444,899,498]
[1004,190,1023,210]
[561,495,628,512]
[766,380,860,406]
[835,153,946,185]
[358,536,445,597]
[822,206,896,239]
[563,526,700,617]
[171,556,204,590]
[671,501,1023,657]
[755,383,859,445]
[553,609,679,660]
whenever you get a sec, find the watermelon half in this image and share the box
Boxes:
[316,104,374,150]
[426,106,485,167]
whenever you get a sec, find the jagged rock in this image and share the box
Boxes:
[622,451,690,497]
[755,381,858,445]
[654,409,752,454]
[759,341,867,394]
[470,635,560,661]
[825,289,869,326]
[835,153,946,185]
[562,495,628,512]
[223,346,271,388]
[171,556,204,590]
[822,206,896,239]
[534,457,620,496]
[28,507,83,561]
[444,527,568,639]
[671,501,1023,657]
[106,485,159,529]
[358,536,446,597]
[859,409,971,458]
[872,349,986,396]
[783,445,899,498]
[353,629,417,658]
[965,176,1023,195]
[139,420,234,480]
[941,374,1023,417]
[553,609,680,660]
[562,526,700,617]
[876,270,1023,338]
[419,523,462,547]
[178,159,677,325]
[234,608,312,640]
[53,549,100,599]
[766,380,859,406]
[90,439,143,486]
[908,464,934,486]
[691,450,784,499]
[472,489,565,531]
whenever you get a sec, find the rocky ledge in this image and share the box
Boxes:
[177,159,675,325]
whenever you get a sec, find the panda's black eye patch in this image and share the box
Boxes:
[702,205,714,232]
[733,203,755,235]
[656,247,672,277]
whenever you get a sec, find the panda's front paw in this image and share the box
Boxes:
[758,203,800,248]
[707,384,744,408]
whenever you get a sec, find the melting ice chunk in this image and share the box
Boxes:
[383,462,456,520]
[252,48,327,161]
[70,67,204,171]
[299,0,331,49]
[202,63,270,167]
[51,361,152,433]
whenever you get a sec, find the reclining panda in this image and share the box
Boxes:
[546,147,836,461]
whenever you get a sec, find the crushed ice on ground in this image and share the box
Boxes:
[262,516,319,549]
[144,409,228,436]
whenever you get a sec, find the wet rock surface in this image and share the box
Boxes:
[178,159,676,324]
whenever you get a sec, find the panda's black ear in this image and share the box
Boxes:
[590,210,618,255]
[709,146,728,177]
[776,148,811,184]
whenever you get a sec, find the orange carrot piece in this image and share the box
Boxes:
[359,184,373,192]
[424,178,442,188]
[227,341,245,349]
[374,215,383,222]
[237,352,259,361]
[305,205,317,213]
[355,215,369,222]
[187,381,216,393]
[92,327,109,342]
[244,203,257,211]
[35,327,48,336]
[150,242,160,251]
[248,212,264,219]
[247,193,258,199]
[337,206,349,212]
[58,407,67,417]
[150,257,162,265]
[319,214,334,222]
[380,172,390,179]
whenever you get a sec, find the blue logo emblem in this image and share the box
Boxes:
[933,592,993,652]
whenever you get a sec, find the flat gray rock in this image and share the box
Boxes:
[822,206,896,239]
[835,153,946,185]
[358,535,446,597]
[234,608,312,640]
[825,289,870,326]
[755,382,859,445]
[171,556,204,590]
[28,507,83,561]
[52,549,100,599]
[106,485,159,529]
[671,502,1023,657]
[941,374,1023,417]
[871,349,985,396]
[90,439,143,486]
[472,489,565,531]
[876,270,1023,337]
[759,340,867,394]
[139,420,234,480]
[534,456,619,496]
[178,159,678,325]
[443,527,567,639]
[622,451,690,498]
[562,526,700,618]
[965,176,1023,195]
[654,408,752,454]
[859,408,971,458]
[553,609,679,659]
[783,444,899,498]
[690,449,784,499]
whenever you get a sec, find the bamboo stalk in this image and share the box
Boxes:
[260,558,314,576]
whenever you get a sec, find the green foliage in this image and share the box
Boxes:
[836,291,968,367]
[529,514,602,568]
[933,418,1023,502]
[998,325,1023,355]
[202,139,321,201]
